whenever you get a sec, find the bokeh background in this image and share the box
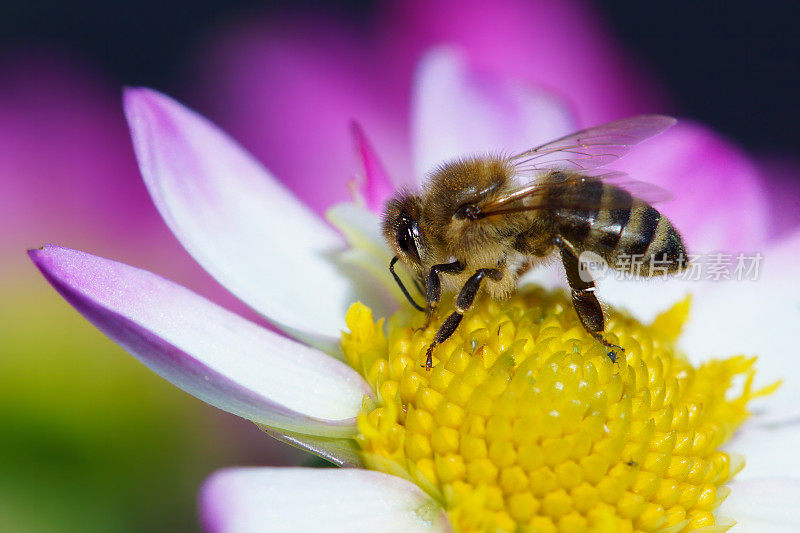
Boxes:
[2,1,798,531]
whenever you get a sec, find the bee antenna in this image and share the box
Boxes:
[390,256,426,312]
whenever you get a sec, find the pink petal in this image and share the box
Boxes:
[378,0,668,126]
[412,48,575,181]
[351,122,396,211]
[200,468,450,533]
[30,245,370,437]
[611,120,770,253]
[124,87,355,351]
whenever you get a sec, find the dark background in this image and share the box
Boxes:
[1,0,798,155]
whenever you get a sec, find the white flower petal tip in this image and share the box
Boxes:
[326,202,388,258]
[29,245,371,437]
[350,122,395,212]
[412,47,575,181]
[326,202,402,312]
[716,478,800,532]
[123,87,352,351]
[200,468,451,533]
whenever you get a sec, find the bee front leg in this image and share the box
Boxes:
[424,267,502,369]
[555,237,623,363]
[389,256,425,311]
[421,260,464,329]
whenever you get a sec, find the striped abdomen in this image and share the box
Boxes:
[551,178,688,276]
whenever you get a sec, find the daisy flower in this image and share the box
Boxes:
[30,50,800,532]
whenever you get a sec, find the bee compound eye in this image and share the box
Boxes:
[396,218,421,262]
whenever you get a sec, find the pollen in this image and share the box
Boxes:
[341,286,778,532]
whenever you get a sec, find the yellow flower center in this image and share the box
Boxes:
[342,286,777,533]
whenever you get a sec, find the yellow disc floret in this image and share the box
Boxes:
[342,286,776,533]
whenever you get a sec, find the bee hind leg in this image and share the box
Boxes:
[555,237,623,363]
[424,267,502,369]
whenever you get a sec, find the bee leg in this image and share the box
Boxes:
[412,278,426,297]
[421,260,464,329]
[390,256,425,312]
[424,267,502,369]
[555,238,624,363]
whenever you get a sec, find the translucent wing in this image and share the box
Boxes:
[509,115,676,173]
[473,170,672,219]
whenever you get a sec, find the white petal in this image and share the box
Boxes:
[726,424,800,481]
[681,229,800,423]
[411,47,574,183]
[124,88,352,351]
[326,202,406,309]
[717,478,800,532]
[595,275,695,324]
[200,468,450,533]
[326,202,390,263]
[30,245,370,437]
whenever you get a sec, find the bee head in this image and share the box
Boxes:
[382,193,424,268]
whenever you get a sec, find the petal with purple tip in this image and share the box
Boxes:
[29,245,370,437]
[412,48,574,182]
[124,87,351,352]
[200,468,451,533]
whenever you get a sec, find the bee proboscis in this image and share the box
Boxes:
[382,115,688,369]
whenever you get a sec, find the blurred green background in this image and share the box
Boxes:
[1,272,303,532]
[2,282,220,531]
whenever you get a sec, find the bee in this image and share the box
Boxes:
[382,115,689,369]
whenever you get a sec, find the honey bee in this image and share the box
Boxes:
[382,115,688,369]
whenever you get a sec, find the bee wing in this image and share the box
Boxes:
[475,170,672,218]
[509,115,676,173]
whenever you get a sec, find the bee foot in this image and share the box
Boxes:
[422,345,435,370]
[591,333,624,363]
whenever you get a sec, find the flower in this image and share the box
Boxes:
[345,290,777,532]
[30,50,800,531]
